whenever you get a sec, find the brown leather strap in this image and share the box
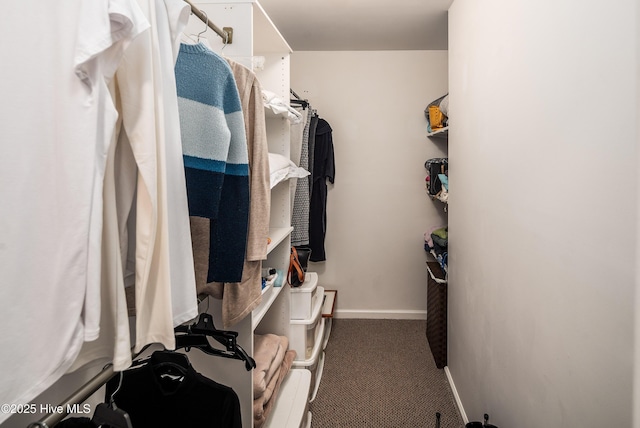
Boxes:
[287,246,305,285]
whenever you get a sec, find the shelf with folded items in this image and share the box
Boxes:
[425,224,448,275]
[426,126,448,139]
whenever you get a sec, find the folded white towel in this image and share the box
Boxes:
[253,334,289,398]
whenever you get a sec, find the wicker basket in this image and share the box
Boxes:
[426,261,447,369]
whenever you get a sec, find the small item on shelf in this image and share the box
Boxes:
[262,267,277,280]
[424,93,449,133]
[274,269,285,287]
[261,268,278,292]
[424,158,448,197]
[434,187,448,204]
[288,246,310,287]
[438,174,448,191]
[424,226,448,273]
[294,246,311,270]
[428,105,446,130]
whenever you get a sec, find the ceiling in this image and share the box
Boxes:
[257,0,454,51]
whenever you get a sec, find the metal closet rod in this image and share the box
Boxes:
[185,0,233,44]
[27,364,117,428]
[28,345,152,428]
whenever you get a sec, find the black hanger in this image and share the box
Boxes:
[175,313,238,347]
[290,88,300,99]
[174,313,256,371]
[290,99,309,109]
[145,351,191,389]
[92,369,134,428]
[91,402,132,428]
[290,88,309,110]
[150,351,190,376]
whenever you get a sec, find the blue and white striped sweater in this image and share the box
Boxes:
[176,43,249,283]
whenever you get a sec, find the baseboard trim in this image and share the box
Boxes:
[445,366,468,423]
[334,309,427,320]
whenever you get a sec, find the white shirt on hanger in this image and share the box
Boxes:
[0,0,148,420]
[114,0,198,353]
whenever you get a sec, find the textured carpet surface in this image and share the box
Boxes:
[310,319,464,428]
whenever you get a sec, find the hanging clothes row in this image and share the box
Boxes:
[289,92,336,262]
[179,42,273,329]
[0,2,168,421]
[290,104,312,246]
[0,1,271,422]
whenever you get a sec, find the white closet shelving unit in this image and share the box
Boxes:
[184,2,310,427]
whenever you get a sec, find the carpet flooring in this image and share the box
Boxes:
[309,319,464,428]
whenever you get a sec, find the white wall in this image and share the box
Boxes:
[448,1,638,427]
[291,51,448,318]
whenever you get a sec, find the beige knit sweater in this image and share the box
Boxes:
[192,59,271,328]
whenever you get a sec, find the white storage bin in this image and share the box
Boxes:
[290,286,324,360]
[292,350,325,402]
[292,315,326,402]
[290,272,318,320]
